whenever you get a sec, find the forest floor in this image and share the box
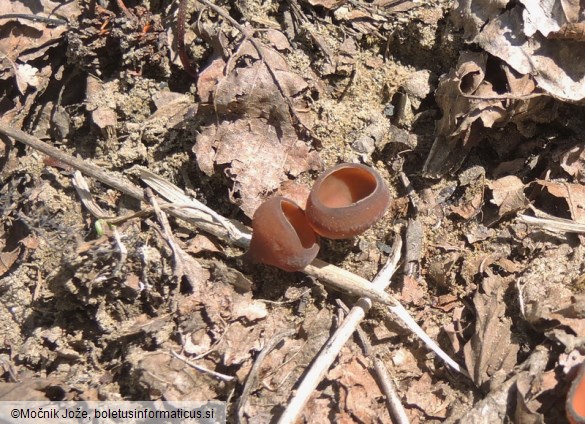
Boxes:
[2,0,585,422]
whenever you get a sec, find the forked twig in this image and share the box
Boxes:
[278,236,403,424]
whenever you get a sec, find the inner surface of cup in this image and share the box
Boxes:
[317,167,377,208]
[281,200,317,248]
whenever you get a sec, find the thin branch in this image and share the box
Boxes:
[278,236,403,424]
[237,329,296,423]
[0,122,470,385]
[345,303,410,424]
[170,350,235,382]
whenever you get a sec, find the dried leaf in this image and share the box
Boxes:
[458,0,585,101]
[404,373,449,419]
[488,175,529,217]
[559,144,585,180]
[464,276,519,388]
[0,246,20,277]
[194,118,321,217]
[328,352,386,423]
[0,379,61,401]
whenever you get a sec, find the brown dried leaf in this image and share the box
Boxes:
[515,370,560,423]
[450,190,483,219]
[488,175,529,217]
[0,246,20,277]
[559,145,585,181]
[464,276,519,388]
[328,352,386,423]
[0,379,61,401]
[194,118,321,217]
[457,0,585,101]
[128,349,221,400]
[193,41,321,216]
[307,0,345,9]
[423,50,553,176]
[405,373,449,419]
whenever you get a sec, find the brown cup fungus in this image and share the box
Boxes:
[305,163,391,239]
[246,196,320,272]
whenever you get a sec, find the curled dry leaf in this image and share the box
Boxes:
[423,52,554,177]
[488,175,529,218]
[534,180,585,222]
[454,0,585,101]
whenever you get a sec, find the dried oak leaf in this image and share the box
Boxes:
[195,119,321,217]
[464,276,519,389]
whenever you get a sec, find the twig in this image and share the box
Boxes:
[0,13,68,26]
[237,329,296,423]
[71,171,113,219]
[278,235,403,424]
[341,301,410,424]
[0,122,232,242]
[170,350,235,382]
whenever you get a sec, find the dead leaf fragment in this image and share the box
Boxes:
[488,175,529,217]
[463,276,519,388]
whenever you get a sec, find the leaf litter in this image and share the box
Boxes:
[2,0,585,422]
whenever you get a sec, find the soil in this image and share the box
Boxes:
[2,0,585,423]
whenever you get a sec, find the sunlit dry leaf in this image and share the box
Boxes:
[328,352,386,423]
[307,0,346,9]
[520,0,581,37]
[515,370,560,423]
[128,349,221,400]
[194,118,321,217]
[0,379,61,401]
[559,145,585,181]
[464,276,519,388]
[193,40,321,216]
[450,190,483,219]
[488,175,529,217]
[0,246,20,277]
[404,373,449,419]
[424,50,554,176]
